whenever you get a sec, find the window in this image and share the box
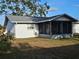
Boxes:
[27,26,34,29]
[27,24,34,29]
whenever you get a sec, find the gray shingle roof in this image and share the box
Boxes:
[6,15,37,23]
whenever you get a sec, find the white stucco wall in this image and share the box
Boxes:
[5,21,15,34]
[72,23,79,33]
[15,24,39,38]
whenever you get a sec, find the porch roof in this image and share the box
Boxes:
[37,14,77,23]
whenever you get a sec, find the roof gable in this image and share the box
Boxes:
[52,14,77,21]
[52,16,75,21]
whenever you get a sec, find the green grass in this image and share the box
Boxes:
[0,38,79,59]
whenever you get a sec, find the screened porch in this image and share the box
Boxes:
[38,21,72,35]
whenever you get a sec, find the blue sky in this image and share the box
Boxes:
[0,0,79,25]
[45,0,79,18]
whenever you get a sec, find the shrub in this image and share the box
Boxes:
[0,33,13,53]
[73,33,79,38]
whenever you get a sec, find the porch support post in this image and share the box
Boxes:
[49,22,52,36]
[15,22,17,24]
[71,22,74,37]
[57,22,58,34]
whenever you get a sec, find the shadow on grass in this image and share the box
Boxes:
[0,43,79,59]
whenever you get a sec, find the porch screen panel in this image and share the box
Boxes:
[67,22,72,33]
[39,23,43,34]
[52,22,60,34]
[63,22,72,34]
[46,23,50,34]
[63,22,68,34]
[57,22,61,34]
[39,23,47,34]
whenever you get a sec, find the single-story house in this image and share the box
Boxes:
[4,14,79,39]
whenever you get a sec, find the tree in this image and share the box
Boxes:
[0,25,5,35]
[0,0,50,17]
[0,25,13,53]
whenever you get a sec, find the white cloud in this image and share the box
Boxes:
[48,7,58,11]
[73,5,79,7]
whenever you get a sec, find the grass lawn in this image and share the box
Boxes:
[0,37,79,59]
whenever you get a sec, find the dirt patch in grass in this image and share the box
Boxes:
[0,38,79,59]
